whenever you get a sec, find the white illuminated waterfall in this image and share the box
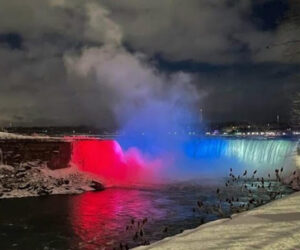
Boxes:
[225,139,296,166]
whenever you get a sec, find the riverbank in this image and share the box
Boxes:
[134,191,300,250]
[0,132,104,198]
[0,162,104,199]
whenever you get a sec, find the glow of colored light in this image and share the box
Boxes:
[71,139,162,186]
[70,136,297,186]
[70,189,165,250]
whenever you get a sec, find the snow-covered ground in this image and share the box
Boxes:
[134,191,300,250]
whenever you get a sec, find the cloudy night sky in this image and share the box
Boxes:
[0,0,299,127]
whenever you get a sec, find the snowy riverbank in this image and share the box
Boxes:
[134,191,300,250]
[0,162,104,199]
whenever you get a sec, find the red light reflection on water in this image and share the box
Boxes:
[69,189,166,249]
[71,139,162,186]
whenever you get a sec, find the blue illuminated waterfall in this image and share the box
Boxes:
[188,139,295,165]
[183,138,298,177]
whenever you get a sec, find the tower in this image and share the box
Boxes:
[199,108,203,123]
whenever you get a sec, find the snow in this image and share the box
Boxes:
[134,191,300,250]
[0,132,37,139]
[0,164,14,171]
[0,131,60,141]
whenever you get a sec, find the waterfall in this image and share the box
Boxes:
[225,139,296,166]
[184,138,298,177]
[72,137,298,182]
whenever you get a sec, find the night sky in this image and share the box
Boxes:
[0,0,299,127]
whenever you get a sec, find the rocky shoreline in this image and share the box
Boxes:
[0,161,104,199]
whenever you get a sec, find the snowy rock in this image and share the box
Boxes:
[18,183,30,190]
[90,181,105,191]
[15,172,26,178]
[0,165,14,172]
[37,189,51,196]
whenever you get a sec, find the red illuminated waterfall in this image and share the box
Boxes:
[71,139,162,186]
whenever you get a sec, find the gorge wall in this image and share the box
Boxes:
[0,139,71,169]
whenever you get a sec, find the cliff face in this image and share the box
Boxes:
[0,139,72,169]
[0,137,104,199]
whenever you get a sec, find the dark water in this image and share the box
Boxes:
[0,182,294,250]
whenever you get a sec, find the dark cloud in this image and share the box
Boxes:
[194,63,300,122]
[251,0,289,31]
[0,0,298,127]
[0,33,23,50]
